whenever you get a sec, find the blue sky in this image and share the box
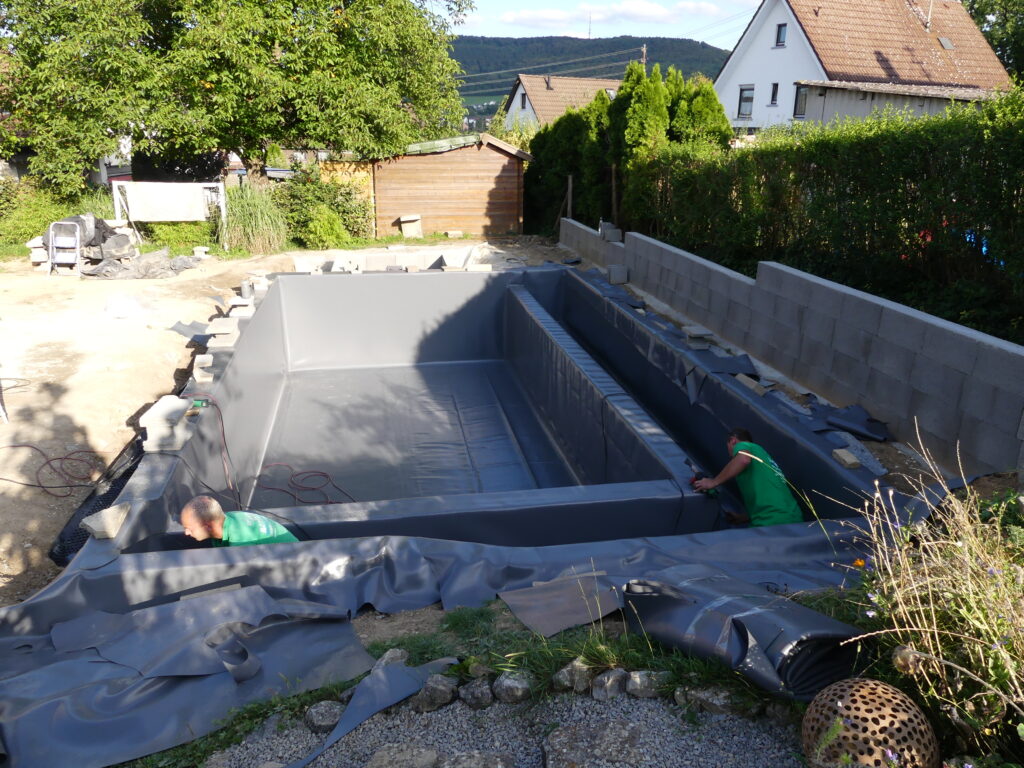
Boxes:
[455,0,761,50]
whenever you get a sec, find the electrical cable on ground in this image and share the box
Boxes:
[0,444,108,497]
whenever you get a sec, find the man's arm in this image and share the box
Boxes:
[693,452,751,492]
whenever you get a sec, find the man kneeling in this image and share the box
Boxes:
[180,495,299,546]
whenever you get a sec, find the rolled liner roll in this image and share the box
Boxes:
[622,571,862,700]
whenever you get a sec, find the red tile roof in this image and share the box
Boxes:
[788,0,1010,89]
[507,75,622,126]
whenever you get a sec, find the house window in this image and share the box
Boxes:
[793,85,809,117]
[520,93,527,110]
[770,83,779,105]
[775,23,787,46]
[737,86,754,119]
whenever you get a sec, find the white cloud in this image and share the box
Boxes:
[675,1,725,17]
[500,8,577,28]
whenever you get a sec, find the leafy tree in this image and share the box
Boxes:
[0,0,155,196]
[486,105,538,152]
[964,0,1024,78]
[623,63,670,158]
[0,0,468,192]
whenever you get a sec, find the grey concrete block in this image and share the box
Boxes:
[832,448,862,469]
[968,425,1020,474]
[869,337,917,379]
[800,308,837,345]
[727,300,752,333]
[720,321,748,348]
[708,287,730,322]
[832,324,873,359]
[708,269,732,296]
[823,377,861,407]
[973,340,1024,384]
[878,307,928,350]
[81,502,131,539]
[908,389,962,441]
[691,283,710,310]
[728,278,754,309]
[840,294,883,334]
[798,335,833,372]
[805,281,844,319]
[769,321,801,359]
[829,350,870,394]
[607,265,628,285]
[909,355,965,401]
[749,288,774,319]
[922,325,980,375]
[742,333,772,361]
[772,294,804,329]
[754,262,791,296]
[864,368,913,421]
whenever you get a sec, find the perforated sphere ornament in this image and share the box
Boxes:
[801,678,941,768]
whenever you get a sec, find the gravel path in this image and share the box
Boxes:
[208,692,803,768]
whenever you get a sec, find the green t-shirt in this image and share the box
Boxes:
[213,511,299,546]
[731,441,804,527]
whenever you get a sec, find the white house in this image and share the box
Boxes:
[714,0,1011,134]
[502,74,621,129]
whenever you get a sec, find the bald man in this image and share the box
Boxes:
[180,495,298,546]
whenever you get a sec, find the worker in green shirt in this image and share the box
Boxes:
[180,495,299,546]
[693,428,804,527]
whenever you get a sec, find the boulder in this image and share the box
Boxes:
[625,670,670,698]
[304,700,344,733]
[492,671,532,704]
[590,668,627,701]
[542,718,640,768]
[552,658,593,694]
[458,677,494,710]
[410,674,457,713]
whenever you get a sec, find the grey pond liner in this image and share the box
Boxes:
[0,267,898,768]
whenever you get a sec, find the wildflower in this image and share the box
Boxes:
[867,592,878,603]
[885,749,899,764]
[853,558,866,568]
[866,609,877,618]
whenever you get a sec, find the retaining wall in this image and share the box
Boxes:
[560,218,1024,477]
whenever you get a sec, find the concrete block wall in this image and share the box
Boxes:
[559,218,1024,476]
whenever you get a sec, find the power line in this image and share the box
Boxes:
[458,60,630,91]
[459,46,640,80]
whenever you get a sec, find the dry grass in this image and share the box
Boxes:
[843,443,1023,759]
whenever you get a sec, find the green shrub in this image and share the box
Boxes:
[142,221,217,254]
[0,180,71,244]
[273,164,373,247]
[219,184,287,255]
[303,204,348,249]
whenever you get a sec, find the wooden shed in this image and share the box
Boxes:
[373,133,532,237]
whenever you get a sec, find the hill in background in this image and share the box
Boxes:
[453,35,730,108]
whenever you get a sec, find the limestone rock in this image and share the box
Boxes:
[676,685,765,717]
[372,647,410,673]
[590,668,627,701]
[542,718,640,768]
[458,677,494,710]
[552,657,594,694]
[626,670,670,698]
[410,674,457,713]
[492,670,532,703]
[467,661,493,679]
[365,744,439,768]
[439,751,514,768]
[304,700,344,733]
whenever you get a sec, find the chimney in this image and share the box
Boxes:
[545,75,552,90]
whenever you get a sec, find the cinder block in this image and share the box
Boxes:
[708,288,730,321]
[720,321,748,348]
[829,350,870,394]
[749,289,774,320]
[799,336,834,372]
[806,281,844,319]
[909,355,965,401]
[736,373,768,395]
[959,380,999,422]
[968,425,1020,474]
[907,389,962,442]
[743,334,772,362]
[729,278,754,309]
[878,307,928,350]
[869,337,917,379]
[607,264,628,285]
[800,307,837,345]
[80,502,131,539]
[708,269,732,296]
[833,323,873,359]
[973,340,1024,384]
[772,294,804,329]
[922,324,980,375]
[840,294,883,334]
[801,364,832,397]
[691,283,710,310]
[728,300,752,334]
[832,448,862,469]
[864,368,913,419]
[206,316,239,336]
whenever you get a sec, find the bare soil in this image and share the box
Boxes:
[0,253,293,605]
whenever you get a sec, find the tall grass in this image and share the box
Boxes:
[219,185,287,255]
[839,451,1024,760]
